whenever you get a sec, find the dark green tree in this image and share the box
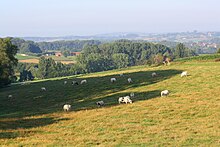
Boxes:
[20,42,42,53]
[174,43,189,58]
[217,48,220,54]
[112,53,129,68]
[0,38,18,87]
[19,70,34,82]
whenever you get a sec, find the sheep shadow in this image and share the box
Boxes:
[0,117,69,130]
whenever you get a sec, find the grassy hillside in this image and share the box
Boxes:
[0,59,220,146]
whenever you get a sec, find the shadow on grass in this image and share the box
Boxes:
[74,90,161,111]
[0,117,69,139]
[0,69,182,118]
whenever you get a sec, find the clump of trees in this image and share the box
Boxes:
[36,40,101,52]
[172,43,196,58]
[0,38,18,87]
[75,40,196,73]
[11,38,42,54]
[36,57,73,79]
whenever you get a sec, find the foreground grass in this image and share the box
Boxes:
[0,60,220,146]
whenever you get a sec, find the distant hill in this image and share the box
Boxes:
[21,31,220,42]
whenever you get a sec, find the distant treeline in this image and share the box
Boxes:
[11,38,101,54]
[36,40,101,52]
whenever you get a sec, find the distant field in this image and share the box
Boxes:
[15,54,39,60]
[16,54,76,64]
[19,59,39,64]
[1,56,220,146]
[49,55,76,62]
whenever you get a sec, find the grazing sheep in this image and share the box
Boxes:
[118,97,125,104]
[128,78,132,83]
[130,92,135,98]
[63,104,71,112]
[72,81,79,85]
[119,96,132,104]
[119,73,124,77]
[8,94,15,104]
[161,90,169,97]
[64,81,67,85]
[81,80,87,84]
[152,72,157,77]
[96,101,105,107]
[123,96,133,104]
[41,87,46,91]
[8,95,13,99]
[111,78,116,83]
[181,71,188,77]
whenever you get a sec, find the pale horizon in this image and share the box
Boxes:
[1,0,220,37]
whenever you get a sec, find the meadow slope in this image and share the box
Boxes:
[0,59,220,146]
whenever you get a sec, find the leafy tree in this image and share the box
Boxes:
[19,70,34,82]
[20,42,42,53]
[154,53,164,65]
[62,50,70,57]
[173,43,197,59]
[217,48,220,54]
[0,38,18,87]
[112,53,129,68]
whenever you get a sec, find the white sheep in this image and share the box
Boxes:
[64,81,67,85]
[123,96,133,104]
[63,104,71,112]
[118,97,125,104]
[41,87,46,91]
[152,72,157,77]
[8,95,13,99]
[111,78,116,83]
[81,79,87,84]
[8,94,15,103]
[181,71,188,77]
[96,100,105,107]
[128,78,132,83]
[130,92,135,98]
[161,90,169,97]
[118,96,132,104]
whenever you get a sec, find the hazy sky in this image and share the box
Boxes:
[0,0,219,37]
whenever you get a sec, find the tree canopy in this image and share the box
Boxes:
[0,38,18,87]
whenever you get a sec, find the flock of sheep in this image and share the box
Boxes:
[8,70,188,112]
[61,70,188,112]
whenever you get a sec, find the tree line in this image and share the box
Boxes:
[11,38,101,54]
[1,38,196,86]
